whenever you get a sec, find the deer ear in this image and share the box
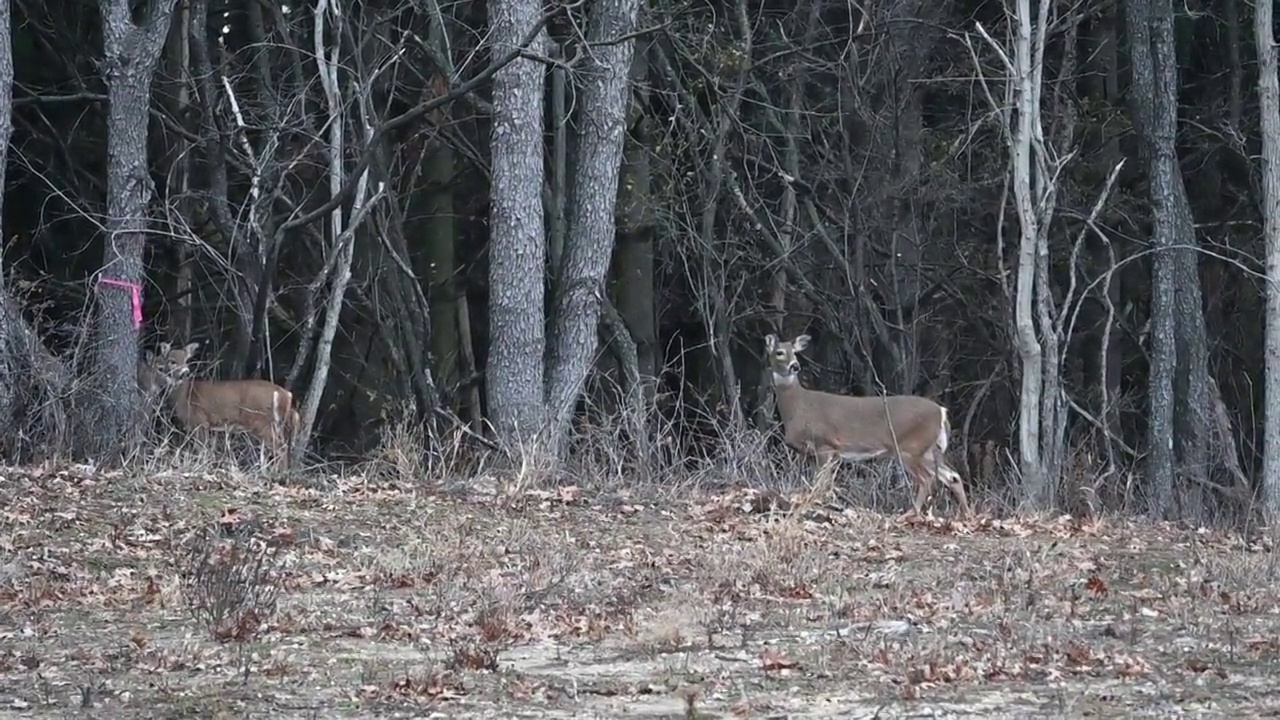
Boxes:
[793,334,811,352]
[183,342,201,356]
[765,334,778,352]
[158,342,171,354]
[142,350,154,364]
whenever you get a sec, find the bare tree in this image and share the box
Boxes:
[86,0,178,460]
[486,0,549,445]
[1125,0,1196,518]
[290,0,384,468]
[544,0,642,447]
[1257,0,1280,518]
[972,0,1069,508]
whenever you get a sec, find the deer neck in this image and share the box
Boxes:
[163,378,196,414]
[771,373,806,424]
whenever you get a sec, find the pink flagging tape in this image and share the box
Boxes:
[98,277,143,329]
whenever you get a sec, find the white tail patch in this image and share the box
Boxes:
[938,406,950,455]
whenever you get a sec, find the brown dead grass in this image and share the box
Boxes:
[1,461,1278,718]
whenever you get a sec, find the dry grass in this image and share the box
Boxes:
[1,448,1279,719]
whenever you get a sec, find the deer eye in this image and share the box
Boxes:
[774,352,785,358]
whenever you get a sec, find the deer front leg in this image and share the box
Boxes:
[907,459,934,520]
[253,428,287,474]
[938,464,973,520]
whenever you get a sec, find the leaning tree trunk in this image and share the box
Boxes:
[86,0,178,461]
[1256,0,1280,519]
[292,0,379,468]
[487,0,549,445]
[544,0,642,449]
[602,49,653,423]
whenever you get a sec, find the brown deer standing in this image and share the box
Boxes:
[140,341,299,471]
[765,334,972,519]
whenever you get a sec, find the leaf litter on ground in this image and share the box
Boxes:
[0,462,1278,717]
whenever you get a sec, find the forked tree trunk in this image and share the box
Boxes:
[87,0,178,461]
[1006,0,1049,505]
[1125,0,1208,519]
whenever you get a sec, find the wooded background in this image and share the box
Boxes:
[1,0,1278,525]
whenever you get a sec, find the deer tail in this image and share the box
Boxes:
[271,391,301,469]
[286,409,300,448]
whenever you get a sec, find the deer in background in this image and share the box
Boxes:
[765,334,973,519]
[139,341,299,471]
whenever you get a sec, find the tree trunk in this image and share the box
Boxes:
[1165,99,1212,518]
[487,0,549,444]
[544,0,642,448]
[1131,0,1177,515]
[612,49,655,397]
[1256,0,1280,518]
[422,140,464,413]
[1006,0,1047,505]
[292,0,379,468]
[88,0,178,461]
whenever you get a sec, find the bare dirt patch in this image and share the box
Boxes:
[1,464,1278,718]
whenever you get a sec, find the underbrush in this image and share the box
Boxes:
[1,395,1271,716]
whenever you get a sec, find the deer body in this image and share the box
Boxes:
[766,334,972,519]
[142,342,298,470]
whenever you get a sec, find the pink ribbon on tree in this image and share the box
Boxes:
[98,277,143,329]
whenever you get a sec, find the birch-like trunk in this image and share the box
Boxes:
[1256,0,1280,518]
[291,0,381,468]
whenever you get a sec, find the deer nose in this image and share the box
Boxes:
[787,361,800,374]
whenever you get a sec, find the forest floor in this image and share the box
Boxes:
[1,462,1280,719]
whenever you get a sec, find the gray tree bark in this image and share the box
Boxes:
[1125,0,1209,519]
[613,49,656,395]
[89,0,179,461]
[0,0,70,458]
[1256,0,1280,519]
[544,0,642,446]
[487,0,549,443]
[0,0,10,279]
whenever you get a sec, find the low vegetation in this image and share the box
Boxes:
[0,420,1276,718]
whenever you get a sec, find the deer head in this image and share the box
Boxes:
[765,333,809,384]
